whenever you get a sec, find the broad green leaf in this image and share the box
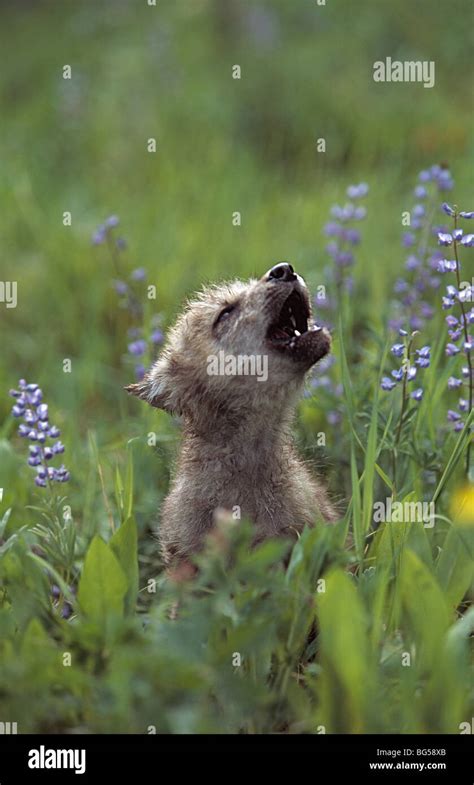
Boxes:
[110,517,139,615]
[77,535,128,624]
[399,549,450,669]
[436,523,474,612]
[317,569,370,732]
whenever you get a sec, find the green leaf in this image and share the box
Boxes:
[317,569,370,732]
[77,535,128,624]
[362,384,379,537]
[399,549,450,669]
[110,517,139,615]
[0,507,12,539]
[114,465,124,518]
[350,445,363,559]
[124,446,134,521]
[436,523,474,612]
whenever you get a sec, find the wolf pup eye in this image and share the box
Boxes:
[214,304,236,325]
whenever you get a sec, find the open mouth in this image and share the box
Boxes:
[267,289,315,348]
[265,282,330,368]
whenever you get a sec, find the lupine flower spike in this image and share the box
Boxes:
[92,216,164,380]
[436,203,473,455]
[389,163,454,333]
[10,380,70,487]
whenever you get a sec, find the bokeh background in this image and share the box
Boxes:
[0,0,472,529]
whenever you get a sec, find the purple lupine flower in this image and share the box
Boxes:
[389,165,456,334]
[346,183,368,199]
[432,166,454,191]
[438,232,453,246]
[300,178,360,411]
[459,211,474,219]
[105,215,119,228]
[413,204,425,218]
[442,295,455,309]
[9,380,70,488]
[113,280,128,295]
[92,226,106,245]
[327,411,342,426]
[439,207,474,437]
[128,339,148,356]
[324,222,342,237]
[459,285,472,303]
[421,303,434,319]
[92,215,119,245]
[406,255,421,271]
[353,206,367,220]
[336,251,354,266]
[394,279,409,294]
[343,228,361,245]
[130,267,147,281]
[391,343,405,357]
[446,343,460,356]
[61,603,73,620]
[415,346,431,367]
[381,330,431,403]
[447,410,461,422]
[415,186,428,199]
[438,259,457,273]
[98,215,166,381]
[442,202,455,216]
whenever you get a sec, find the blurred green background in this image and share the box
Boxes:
[0,0,472,524]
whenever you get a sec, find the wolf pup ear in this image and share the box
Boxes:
[124,377,159,407]
[125,360,178,413]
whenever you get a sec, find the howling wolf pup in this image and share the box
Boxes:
[126,263,337,570]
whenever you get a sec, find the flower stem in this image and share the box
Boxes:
[392,336,414,488]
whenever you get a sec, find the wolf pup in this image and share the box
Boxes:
[126,263,337,570]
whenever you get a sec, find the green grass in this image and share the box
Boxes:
[0,0,472,734]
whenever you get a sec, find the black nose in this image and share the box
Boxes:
[267,262,296,282]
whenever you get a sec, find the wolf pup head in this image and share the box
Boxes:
[125,263,331,423]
